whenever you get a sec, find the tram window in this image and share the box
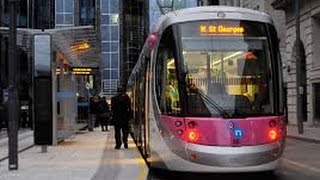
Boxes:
[179,20,279,117]
[155,26,181,116]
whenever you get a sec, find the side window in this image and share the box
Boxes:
[155,27,181,116]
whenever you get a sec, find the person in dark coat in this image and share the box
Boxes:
[98,97,110,131]
[111,86,131,149]
[94,96,102,128]
[88,96,98,131]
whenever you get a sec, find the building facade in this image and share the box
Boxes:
[273,0,320,127]
[219,0,240,6]
[100,0,121,95]
[210,1,286,59]
[100,0,149,96]
[149,0,197,31]
[119,0,149,91]
[0,0,100,142]
[99,0,198,96]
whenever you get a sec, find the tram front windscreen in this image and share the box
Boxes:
[176,20,283,118]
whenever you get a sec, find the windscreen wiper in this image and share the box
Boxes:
[191,87,230,118]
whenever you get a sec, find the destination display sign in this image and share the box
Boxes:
[72,68,93,75]
[199,25,245,35]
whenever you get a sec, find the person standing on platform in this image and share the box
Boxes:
[98,97,110,131]
[111,86,131,149]
[88,96,98,131]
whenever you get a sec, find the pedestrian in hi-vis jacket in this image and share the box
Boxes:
[111,86,131,149]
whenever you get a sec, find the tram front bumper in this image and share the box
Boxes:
[185,141,283,167]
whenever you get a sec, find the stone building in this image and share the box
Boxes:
[216,1,287,62]
[200,1,286,62]
[273,0,320,126]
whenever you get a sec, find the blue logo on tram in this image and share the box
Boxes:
[233,128,244,139]
[227,121,244,140]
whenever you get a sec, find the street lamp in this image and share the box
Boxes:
[295,0,304,134]
[156,0,174,14]
[8,0,20,170]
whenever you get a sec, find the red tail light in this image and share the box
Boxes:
[268,129,277,141]
[187,130,199,142]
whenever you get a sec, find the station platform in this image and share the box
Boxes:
[0,127,148,180]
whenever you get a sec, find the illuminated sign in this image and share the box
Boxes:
[56,68,94,75]
[71,42,90,52]
[56,68,65,75]
[72,68,93,75]
[200,25,244,35]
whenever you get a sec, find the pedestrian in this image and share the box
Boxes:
[0,106,3,131]
[21,111,28,128]
[98,97,109,131]
[88,96,98,131]
[94,96,101,128]
[111,86,131,149]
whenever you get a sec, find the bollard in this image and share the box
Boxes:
[41,145,48,153]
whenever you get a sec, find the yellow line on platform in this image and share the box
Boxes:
[133,146,148,180]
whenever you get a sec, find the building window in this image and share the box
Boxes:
[110,42,118,52]
[104,70,111,79]
[1,0,33,28]
[79,0,95,26]
[56,0,74,27]
[110,14,119,24]
[101,15,109,24]
[314,83,320,121]
[111,70,119,79]
[174,0,186,10]
[100,0,120,95]
[110,0,119,13]
[111,26,119,40]
[101,0,109,14]
[110,53,119,68]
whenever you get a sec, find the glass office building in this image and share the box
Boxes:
[101,0,120,95]
[1,0,100,142]
[149,0,197,30]
[56,0,74,27]
[100,0,197,96]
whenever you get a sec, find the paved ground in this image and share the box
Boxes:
[0,127,148,180]
[287,124,320,143]
[0,129,33,161]
[0,124,320,180]
[148,138,320,180]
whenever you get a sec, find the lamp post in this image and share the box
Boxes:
[156,0,174,14]
[8,0,20,170]
[295,0,303,134]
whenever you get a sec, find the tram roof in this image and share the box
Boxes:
[153,6,274,33]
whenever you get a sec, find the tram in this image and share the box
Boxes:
[127,6,286,173]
